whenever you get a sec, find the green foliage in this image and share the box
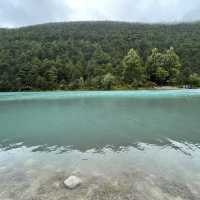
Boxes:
[164,47,181,85]
[146,47,181,86]
[101,73,116,90]
[146,48,164,83]
[155,67,169,85]
[0,21,199,91]
[188,73,200,88]
[122,49,145,87]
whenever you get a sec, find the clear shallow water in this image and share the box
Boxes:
[0,90,200,200]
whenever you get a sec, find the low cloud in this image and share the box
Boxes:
[0,0,200,27]
[0,0,71,27]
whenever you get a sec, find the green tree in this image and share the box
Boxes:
[164,47,181,85]
[101,73,116,90]
[89,76,102,89]
[45,66,58,89]
[0,72,10,91]
[147,47,181,85]
[188,73,200,88]
[146,48,165,84]
[122,49,145,86]
[155,67,169,85]
[16,65,31,89]
[35,76,47,90]
[86,46,111,79]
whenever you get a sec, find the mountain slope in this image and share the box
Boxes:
[0,21,200,90]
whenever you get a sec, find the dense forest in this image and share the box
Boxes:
[0,21,200,91]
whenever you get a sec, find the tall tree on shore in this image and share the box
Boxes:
[122,49,145,86]
[146,48,165,84]
[147,47,181,85]
[164,47,181,85]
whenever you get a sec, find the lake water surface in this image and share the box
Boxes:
[0,90,200,200]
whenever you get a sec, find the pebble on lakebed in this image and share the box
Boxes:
[64,176,82,189]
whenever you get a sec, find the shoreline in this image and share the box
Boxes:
[1,86,199,93]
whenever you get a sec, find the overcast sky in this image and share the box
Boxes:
[0,0,200,27]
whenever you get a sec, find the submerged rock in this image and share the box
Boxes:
[53,181,60,189]
[64,176,82,189]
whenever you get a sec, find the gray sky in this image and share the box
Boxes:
[0,0,200,27]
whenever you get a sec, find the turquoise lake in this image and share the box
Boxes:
[0,90,200,200]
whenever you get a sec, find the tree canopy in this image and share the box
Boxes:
[122,49,145,87]
[0,21,200,91]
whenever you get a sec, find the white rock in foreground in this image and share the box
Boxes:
[64,176,82,189]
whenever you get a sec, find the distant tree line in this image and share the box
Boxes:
[0,21,199,91]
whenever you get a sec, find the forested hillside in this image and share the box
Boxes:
[0,21,200,91]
